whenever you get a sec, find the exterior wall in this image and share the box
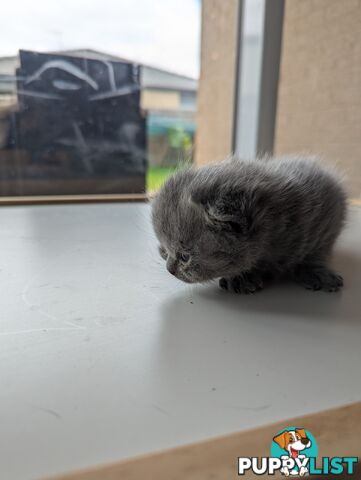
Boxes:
[195,0,239,165]
[0,57,19,76]
[141,89,180,111]
[275,0,361,198]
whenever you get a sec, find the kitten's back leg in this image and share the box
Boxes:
[293,263,343,292]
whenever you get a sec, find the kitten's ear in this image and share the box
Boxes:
[190,189,252,235]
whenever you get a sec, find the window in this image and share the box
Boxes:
[0,0,201,198]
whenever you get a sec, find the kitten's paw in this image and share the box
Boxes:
[219,271,264,294]
[294,265,343,292]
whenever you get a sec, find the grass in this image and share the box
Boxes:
[147,166,176,192]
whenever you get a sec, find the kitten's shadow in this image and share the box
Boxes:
[160,249,361,327]
[197,249,361,324]
[155,250,360,388]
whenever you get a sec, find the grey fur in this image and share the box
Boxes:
[151,155,347,293]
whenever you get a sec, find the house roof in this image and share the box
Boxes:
[0,48,198,94]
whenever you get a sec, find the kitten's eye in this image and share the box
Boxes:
[158,245,168,260]
[179,253,190,262]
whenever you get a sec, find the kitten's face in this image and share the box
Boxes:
[151,174,253,283]
[155,224,240,284]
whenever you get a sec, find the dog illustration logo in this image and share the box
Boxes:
[271,427,317,476]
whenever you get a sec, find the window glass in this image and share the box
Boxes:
[234,0,265,158]
[0,0,200,196]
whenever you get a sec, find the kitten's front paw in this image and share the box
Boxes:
[219,272,264,294]
[294,265,344,292]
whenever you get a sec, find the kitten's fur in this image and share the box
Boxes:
[151,155,347,293]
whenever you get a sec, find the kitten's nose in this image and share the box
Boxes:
[166,258,177,276]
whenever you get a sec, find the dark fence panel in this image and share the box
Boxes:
[0,50,147,195]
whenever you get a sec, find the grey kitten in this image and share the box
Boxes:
[151,155,347,293]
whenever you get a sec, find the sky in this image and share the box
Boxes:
[0,0,201,78]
